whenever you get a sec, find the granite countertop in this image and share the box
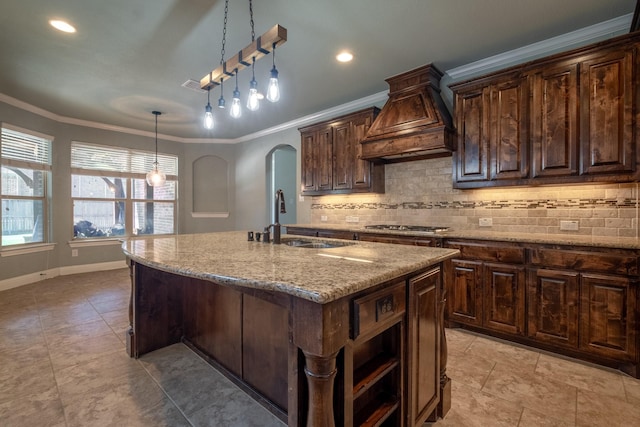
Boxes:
[122,231,459,304]
[287,224,640,250]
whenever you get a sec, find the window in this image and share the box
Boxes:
[71,142,178,239]
[1,125,52,246]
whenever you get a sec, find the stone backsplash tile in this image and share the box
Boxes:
[308,157,639,238]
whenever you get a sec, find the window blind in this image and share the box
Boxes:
[1,125,52,169]
[71,142,178,177]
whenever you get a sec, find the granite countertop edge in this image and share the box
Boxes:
[286,224,640,250]
[122,232,459,304]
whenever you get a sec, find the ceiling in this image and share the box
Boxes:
[0,0,636,141]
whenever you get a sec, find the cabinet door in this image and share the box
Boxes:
[454,86,490,183]
[527,269,579,348]
[530,62,579,178]
[489,77,529,181]
[447,259,483,327]
[300,130,318,192]
[316,126,334,191]
[483,263,526,335]
[351,112,375,190]
[580,273,637,361]
[407,268,440,427]
[332,120,352,190]
[579,49,634,175]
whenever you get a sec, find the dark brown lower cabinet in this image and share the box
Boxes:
[527,269,579,349]
[580,273,637,362]
[446,259,483,327]
[483,263,526,335]
[285,227,640,377]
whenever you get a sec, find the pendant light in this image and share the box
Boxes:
[247,57,260,111]
[266,44,280,103]
[196,0,287,126]
[146,111,166,187]
[230,69,242,118]
[203,88,214,130]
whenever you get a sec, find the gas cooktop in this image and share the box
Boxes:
[364,225,450,233]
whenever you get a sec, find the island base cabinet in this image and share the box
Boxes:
[407,268,441,427]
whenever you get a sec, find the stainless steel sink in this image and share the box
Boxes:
[283,239,354,249]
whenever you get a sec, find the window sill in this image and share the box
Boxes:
[0,243,56,257]
[191,212,230,218]
[68,238,124,248]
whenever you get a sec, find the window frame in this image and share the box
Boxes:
[1,124,52,248]
[71,142,178,240]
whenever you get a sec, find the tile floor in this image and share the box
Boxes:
[0,268,639,426]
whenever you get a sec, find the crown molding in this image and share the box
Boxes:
[446,13,633,81]
[0,14,632,145]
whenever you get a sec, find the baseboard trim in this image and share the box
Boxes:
[0,260,128,292]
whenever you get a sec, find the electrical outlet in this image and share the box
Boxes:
[346,216,360,223]
[321,215,328,222]
[560,220,579,231]
[72,249,78,257]
[298,194,304,202]
[479,218,493,227]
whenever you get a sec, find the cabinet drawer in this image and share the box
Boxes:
[530,248,638,276]
[352,281,406,339]
[444,240,525,264]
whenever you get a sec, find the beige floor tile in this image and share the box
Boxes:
[0,387,66,427]
[446,350,495,390]
[465,335,540,373]
[623,375,640,405]
[444,327,476,355]
[535,353,626,399]
[44,317,114,347]
[0,344,57,404]
[518,407,575,427]
[39,301,104,332]
[56,350,147,406]
[63,371,170,427]
[483,364,577,423]
[426,381,523,426]
[48,330,123,371]
[576,388,640,426]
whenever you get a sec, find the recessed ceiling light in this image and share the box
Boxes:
[336,51,354,63]
[49,19,76,33]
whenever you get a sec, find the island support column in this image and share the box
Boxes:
[292,296,349,427]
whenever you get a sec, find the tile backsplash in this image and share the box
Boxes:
[309,157,639,238]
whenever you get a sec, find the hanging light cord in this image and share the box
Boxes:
[154,112,159,165]
[249,0,255,42]
[220,0,229,65]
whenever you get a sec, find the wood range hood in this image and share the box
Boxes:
[360,64,455,162]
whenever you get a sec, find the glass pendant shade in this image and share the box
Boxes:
[203,104,214,129]
[230,88,242,118]
[147,111,166,187]
[266,67,280,102]
[146,162,166,187]
[247,79,260,111]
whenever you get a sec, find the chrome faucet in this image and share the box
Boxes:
[269,189,286,244]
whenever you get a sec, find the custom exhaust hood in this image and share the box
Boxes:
[361,64,455,162]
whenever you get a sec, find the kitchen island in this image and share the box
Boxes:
[122,231,459,427]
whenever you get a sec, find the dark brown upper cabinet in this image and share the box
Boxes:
[299,107,384,195]
[450,32,639,189]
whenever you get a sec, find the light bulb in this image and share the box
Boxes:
[203,104,214,129]
[266,67,280,103]
[230,89,242,118]
[247,79,260,111]
[146,163,166,187]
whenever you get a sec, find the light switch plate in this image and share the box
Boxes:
[479,218,493,227]
[560,220,579,231]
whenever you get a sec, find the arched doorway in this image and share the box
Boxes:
[267,145,296,225]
